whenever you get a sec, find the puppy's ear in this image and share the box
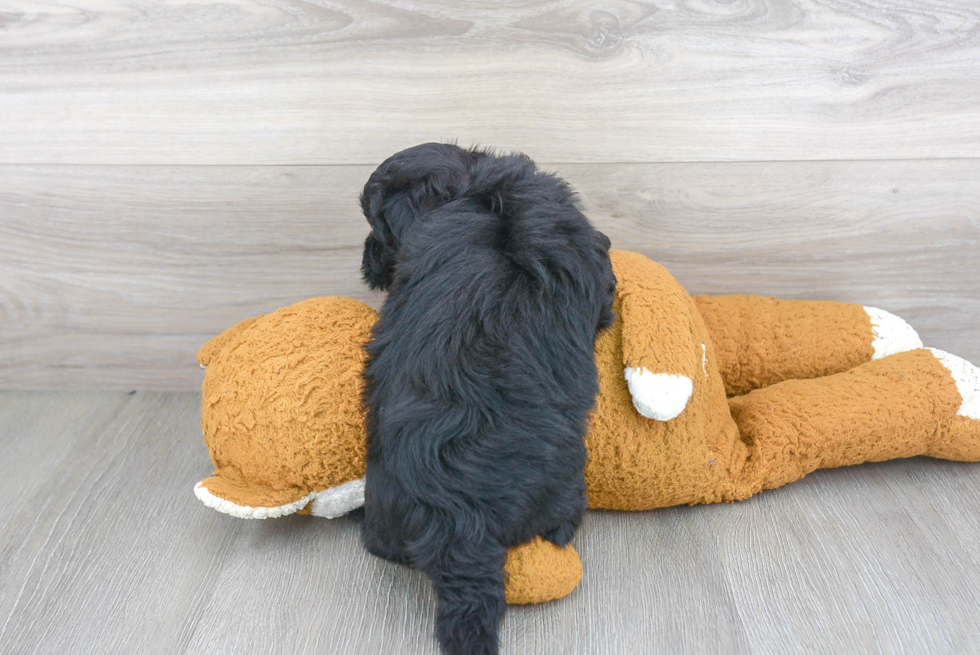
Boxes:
[362,233,397,291]
[360,143,478,243]
[596,230,612,252]
[595,230,616,331]
[360,173,416,245]
[598,272,617,331]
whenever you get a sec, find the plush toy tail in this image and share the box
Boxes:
[727,348,980,500]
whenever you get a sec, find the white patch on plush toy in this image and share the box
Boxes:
[865,306,922,359]
[194,482,315,519]
[624,368,693,421]
[929,349,980,420]
[310,477,365,519]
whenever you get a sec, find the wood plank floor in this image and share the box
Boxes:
[3,391,980,654]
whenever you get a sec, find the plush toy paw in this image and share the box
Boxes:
[503,538,583,605]
[865,306,923,359]
[930,348,980,420]
[623,368,694,421]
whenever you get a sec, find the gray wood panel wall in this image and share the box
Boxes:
[1,0,978,390]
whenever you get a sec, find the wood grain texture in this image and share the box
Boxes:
[708,459,980,653]
[1,160,976,390]
[2,0,980,164]
[3,391,980,654]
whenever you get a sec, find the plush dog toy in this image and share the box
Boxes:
[195,250,980,604]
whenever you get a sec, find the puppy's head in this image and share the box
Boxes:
[360,143,483,290]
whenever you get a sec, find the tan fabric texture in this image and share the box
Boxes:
[946,417,980,461]
[727,348,965,498]
[503,538,583,605]
[585,251,740,510]
[196,251,979,605]
[694,294,875,396]
[197,315,262,368]
[616,251,704,379]
[199,297,375,508]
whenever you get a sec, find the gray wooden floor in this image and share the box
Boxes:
[4,390,980,655]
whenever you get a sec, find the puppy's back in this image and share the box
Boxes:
[367,165,613,422]
[361,146,614,655]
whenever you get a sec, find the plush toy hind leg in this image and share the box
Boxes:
[724,348,980,500]
[694,295,922,396]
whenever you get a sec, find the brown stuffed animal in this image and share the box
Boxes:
[195,250,980,604]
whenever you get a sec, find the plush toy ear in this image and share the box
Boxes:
[195,468,367,520]
[194,468,315,519]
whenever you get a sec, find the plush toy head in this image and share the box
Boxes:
[195,297,375,519]
[194,252,738,518]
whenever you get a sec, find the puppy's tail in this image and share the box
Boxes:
[423,535,508,655]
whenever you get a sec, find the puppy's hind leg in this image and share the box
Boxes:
[361,516,413,566]
[422,534,508,655]
[542,494,586,548]
[541,473,588,548]
[543,520,579,548]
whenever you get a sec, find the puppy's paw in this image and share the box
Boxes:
[543,522,577,548]
[624,368,693,421]
[361,526,412,566]
[865,306,922,359]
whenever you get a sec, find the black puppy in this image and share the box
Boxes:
[359,143,615,655]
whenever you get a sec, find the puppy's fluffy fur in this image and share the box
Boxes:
[359,143,615,655]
